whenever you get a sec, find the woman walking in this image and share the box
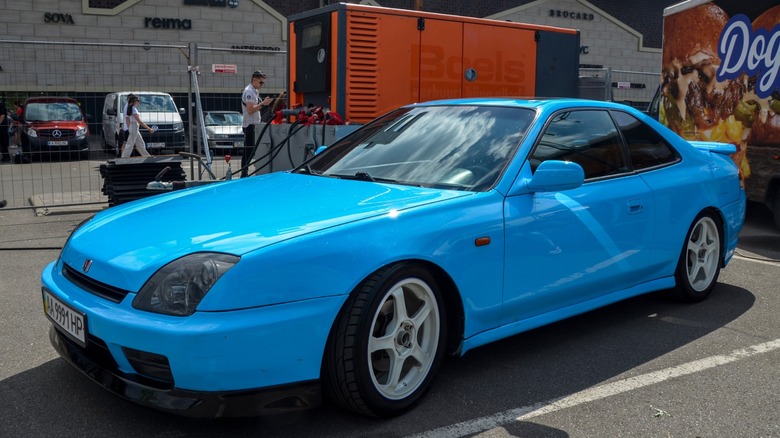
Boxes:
[121,95,155,158]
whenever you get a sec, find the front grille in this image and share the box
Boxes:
[39,128,76,139]
[63,263,131,303]
[146,123,174,132]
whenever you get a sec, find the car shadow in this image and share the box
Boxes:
[414,283,754,429]
[0,284,753,437]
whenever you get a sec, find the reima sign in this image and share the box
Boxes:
[717,14,780,99]
[144,17,192,30]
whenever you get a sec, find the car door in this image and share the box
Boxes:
[501,109,656,324]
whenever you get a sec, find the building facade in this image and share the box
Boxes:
[0,0,676,119]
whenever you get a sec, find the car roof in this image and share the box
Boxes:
[24,96,79,104]
[409,97,639,113]
[116,91,169,94]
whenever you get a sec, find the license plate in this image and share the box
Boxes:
[47,140,68,146]
[43,289,87,348]
[147,142,166,148]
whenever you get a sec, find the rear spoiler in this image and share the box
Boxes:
[689,141,737,155]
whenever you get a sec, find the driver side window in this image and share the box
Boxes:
[531,110,629,180]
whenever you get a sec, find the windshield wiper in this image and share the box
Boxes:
[295,164,319,175]
[354,172,374,181]
[328,172,402,184]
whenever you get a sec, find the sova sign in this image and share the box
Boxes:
[44,13,75,24]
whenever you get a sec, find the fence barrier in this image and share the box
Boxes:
[0,39,660,212]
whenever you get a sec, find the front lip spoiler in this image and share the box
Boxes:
[49,325,322,417]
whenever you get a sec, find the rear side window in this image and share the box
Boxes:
[611,111,678,170]
[531,110,629,180]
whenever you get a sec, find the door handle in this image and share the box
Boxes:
[626,198,643,214]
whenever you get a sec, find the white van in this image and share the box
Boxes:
[102,91,186,155]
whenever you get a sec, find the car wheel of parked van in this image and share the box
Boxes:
[773,191,780,230]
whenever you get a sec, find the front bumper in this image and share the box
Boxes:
[26,136,89,153]
[141,131,186,151]
[41,260,345,417]
[207,136,244,150]
[49,326,321,417]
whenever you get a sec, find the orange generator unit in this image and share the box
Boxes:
[287,3,581,123]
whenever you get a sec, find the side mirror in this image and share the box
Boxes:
[526,160,584,192]
[179,108,186,115]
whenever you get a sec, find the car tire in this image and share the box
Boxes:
[673,211,722,302]
[324,263,447,417]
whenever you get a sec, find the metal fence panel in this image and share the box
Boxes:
[578,67,660,112]
[0,40,284,211]
[610,69,660,112]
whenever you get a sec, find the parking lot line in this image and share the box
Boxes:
[412,338,780,438]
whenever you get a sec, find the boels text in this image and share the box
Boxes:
[417,44,525,82]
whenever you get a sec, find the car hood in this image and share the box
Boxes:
[64,172,471,285]
[26,120,86,129]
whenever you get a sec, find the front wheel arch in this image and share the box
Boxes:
[321,260,463,417]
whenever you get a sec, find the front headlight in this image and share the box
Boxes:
[173,121,184,132]
[76,127,87,138]
[26,128,38,138]
[133,253,239,316]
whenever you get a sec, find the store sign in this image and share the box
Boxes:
[184,0,239,7]
[44,13,75,24]
[231,45,283,51]
[145,17,193,30]
[212,64,238,73]
[549,9,595,21]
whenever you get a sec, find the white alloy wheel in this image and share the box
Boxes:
[684,215,721,292]
[324,263,447,417]
[674,212,722,302]
[367,277,441,400]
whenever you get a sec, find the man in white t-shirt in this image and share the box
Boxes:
[241,71,272,177]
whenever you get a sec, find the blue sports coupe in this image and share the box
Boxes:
[41,98,746,418]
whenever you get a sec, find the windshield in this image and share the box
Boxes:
[205,112,242,126]
[137,95,176,112]
[24,102,84,122]
[304,105,534,191]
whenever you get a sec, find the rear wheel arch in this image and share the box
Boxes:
[673,207,725,302]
